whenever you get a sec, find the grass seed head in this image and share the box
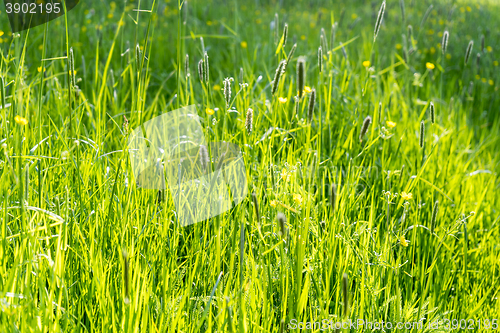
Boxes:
[318,46,323,73]
[431,200,439,233]
[419,120,425,148]
[430,102,435,123]
[374,1,386,41]
[420,4,433,29]
[277,212,287,238]
[252,192,261,223]
[476,53,481,67]
[184,54,189,76]
[464,40,474,66]
[331,22,338,47]
[407,25,413,47]
[245,108,253,135]
[342,273,349,317]
[199,145,209,171]
[282,23,288,48]
[320,28,328,51]
[297,57,306,98]
[378,102,383,124]
[135,43,141,67]
[204,52,210,83]
[198,59,205,83]
[223,77,233,108]
[441,30,449,54]
[69,47,76,88]
[308,88,316,123]
[272,60,287,95]
[359,115,372,142]
[341,42,347,59]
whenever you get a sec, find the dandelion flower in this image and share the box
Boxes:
[240,41,248,48]
[14,115,28,126]
[386,120,396,128]
[206,108,215,115]
[278,97,288,103]
[362,60,371,67]
[304,86,312,94]
[401,192,413,200]
[400,236,409,247]
[426,62,435,70]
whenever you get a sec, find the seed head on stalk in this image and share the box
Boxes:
[430,200,439,233]
[318,46,323,73]
[198,59,204,83]
[359,116,372,142]
[419,120,425,148]
[204,52,210,83]
[441,30,449,54]
[464,40,474,66]
[277,212,287,239]
[271,60,286,95]
[282,23,288,48]
[245,108,253,135]
[374,1,386,41]
[430,102,435,123]
[223,77,234,108]
[297,57,306,98]
[308,88,316,123]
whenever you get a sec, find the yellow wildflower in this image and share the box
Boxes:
[400,236,409,247]
[486,46,493,52]
[362,60,371,68]
[395,44,402,50]
[37,67,46,73]
[281,168,290,182]
[401,192,413,201]
[293,194,303,206]
[14,115,28,126]
[206,108,215,115]
[489,80,494,86]
[426,62,435,70]
[304,86,312,93]
[0,31,3,37]
[241,41,248,48]
[213,84,221,91]
[270,200,277,208]
[386,121,396,128]
[278,97,287,104]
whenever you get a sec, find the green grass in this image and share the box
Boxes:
[1,0,500,331]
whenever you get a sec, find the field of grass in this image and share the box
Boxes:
[1,0,500,331]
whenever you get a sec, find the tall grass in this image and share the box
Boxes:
[0,0,499,331]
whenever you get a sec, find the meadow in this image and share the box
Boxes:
[0,0,500,331]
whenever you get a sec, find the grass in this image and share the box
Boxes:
[1,0,500,331]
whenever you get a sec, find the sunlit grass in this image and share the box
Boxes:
[0,0,499,331]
